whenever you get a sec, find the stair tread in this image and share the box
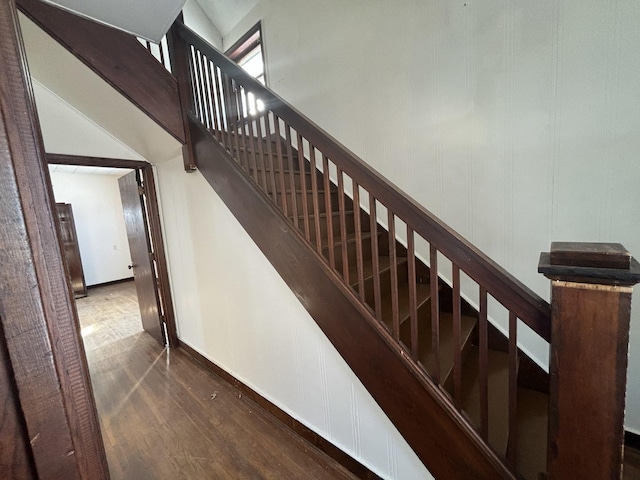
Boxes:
[380,282,431,329]
[247,163,308,174]
[321,231,375,250]
[400,311,477,382]
[457,346,512,455]
[270,184,338,196]
[516,388,548,480]
[348,255,407,289]
[291,210,355,221]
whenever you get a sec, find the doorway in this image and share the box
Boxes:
[47,154,176,347]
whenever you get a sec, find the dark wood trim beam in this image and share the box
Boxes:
[189,116,515,479]
[0,1,109,478]
[17,0,185,144]
[142,165,179,347]
[47,152,150,169]
[178,341,382,480]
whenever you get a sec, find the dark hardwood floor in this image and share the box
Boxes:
[76,281,356,479]
[626,447,640,479]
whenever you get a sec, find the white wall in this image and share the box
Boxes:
[50,171,133,287]
[224,0,640,434]
[183,0,223,48]
[155,155,431,480]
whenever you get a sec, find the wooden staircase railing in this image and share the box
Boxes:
[166,20,640,480]
[171,21,549,479]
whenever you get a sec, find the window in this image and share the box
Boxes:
[226,22,266,116]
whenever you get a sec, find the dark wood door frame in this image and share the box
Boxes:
[47,153,178,347]
[0,1,109,477]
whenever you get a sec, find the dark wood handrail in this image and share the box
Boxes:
[176,21,551,342]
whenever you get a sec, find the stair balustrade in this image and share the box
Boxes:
[166,19,639,480]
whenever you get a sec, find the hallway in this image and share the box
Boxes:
[76,281,355,479]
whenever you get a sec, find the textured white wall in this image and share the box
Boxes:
[224,0,640,433]
[183,0,223,48]
[49,171,133,286]
[33,80,145,160]
[155,156,432,480]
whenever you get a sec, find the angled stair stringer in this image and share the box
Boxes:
[188,116,515,480]
[16,0,184,143]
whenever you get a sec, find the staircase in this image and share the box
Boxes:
[217,124,549,480]
[17,2,640,478]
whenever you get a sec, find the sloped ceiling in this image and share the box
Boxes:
[193,0,258,37]
[39,0,258,43]
[40,0,186,42]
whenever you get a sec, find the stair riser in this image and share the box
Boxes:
[252,170,315,193]
[276,191,340,215]
[228,133,279,151]
[362,261,410,309]
[263,175,336,197]
[242,151,302,172]
[397,297,433,344]
[324,236,374,274]
[304,211,365,244]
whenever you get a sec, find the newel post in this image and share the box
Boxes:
[538,242,640,480]
[167,13,197,172]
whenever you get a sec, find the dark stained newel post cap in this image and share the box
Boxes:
[538,242,640,286]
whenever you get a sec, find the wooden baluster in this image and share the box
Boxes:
[369,195,382,322]
[273,117,288,217]
[221,72,236,140]
[254,113,268,193]
[407,227,418,359]
[430,245,440,383]
[479,287,489,441]
[507,311,518,468]
[221,72,236,149]
[309,145,322,253]
[198,52,212,130]
[264,114,279,206]
[187,47,201,122]
[245,110,259,184]
[337,168,349,281]
[322,155,335,270]
[232,85,242,161]
[285,125,299,229]
[195,50,207,126]
[297,134,311,242]
[238,88,253,171]
[230,80,241,165]
[205,60,220,139]
[388,211,399,339]
[158,40,166,69]
[353,180,365,302]
[212,66,227,145]
[452,264,462,408]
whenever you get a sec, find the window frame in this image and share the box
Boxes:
[225,21,267,86]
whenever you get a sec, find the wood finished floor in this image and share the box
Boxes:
[76,281,355,480]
